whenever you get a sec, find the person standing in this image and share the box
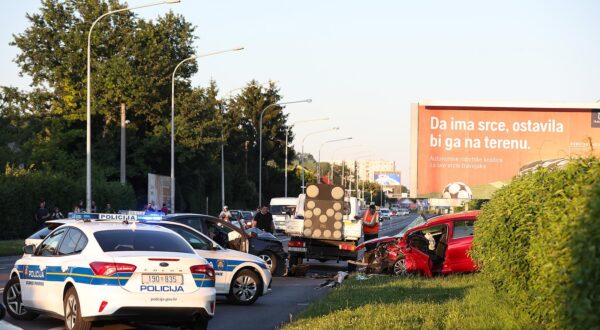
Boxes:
[105,203,114,213]
[219,206,232,222]
[50,206,64,220]
[252,206,274,233]
[362,203,380,251]
[35,200,50,228]
[160,203,170,214]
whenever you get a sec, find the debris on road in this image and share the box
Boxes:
[315,271,349,289]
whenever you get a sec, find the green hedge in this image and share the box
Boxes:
[0,171,135,240]
[471,157,600,329]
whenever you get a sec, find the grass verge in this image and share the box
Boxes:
[0,239,24,256]
[285,274,538,330]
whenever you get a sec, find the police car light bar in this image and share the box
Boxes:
[69,213,140,222]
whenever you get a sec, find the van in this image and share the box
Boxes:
[269,197,298,232]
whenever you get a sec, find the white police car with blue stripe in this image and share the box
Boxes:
[155,221,272,305]
[2,214,216,330]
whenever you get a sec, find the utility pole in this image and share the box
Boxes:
[120,103,126,185]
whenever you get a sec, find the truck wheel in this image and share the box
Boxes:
[289,255,303,267]
[227,269,262,305]
[63,286,92,330]
[3,276,38,321]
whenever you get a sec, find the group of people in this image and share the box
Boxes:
[35,199,117,228]
[144,202,170,214]
[218,205,275,233]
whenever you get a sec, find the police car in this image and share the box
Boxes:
[153,221,272,305]
[3,214,216,330]
[26,216,272,305]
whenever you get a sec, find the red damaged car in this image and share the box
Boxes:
[349,211,479,276]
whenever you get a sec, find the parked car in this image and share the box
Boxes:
[230,210,253,229]
[167,214,288,276]
[349,211,479,276]
[5,220,215,330]
[27,218,272,305]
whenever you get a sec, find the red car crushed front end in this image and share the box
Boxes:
[351,211,479,276]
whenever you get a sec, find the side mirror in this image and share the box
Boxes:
[23,244,35,255]
[354,215,361,220]
[211,244,219,251]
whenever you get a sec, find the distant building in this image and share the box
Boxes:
[326,159,396,182]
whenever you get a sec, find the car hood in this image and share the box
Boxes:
[355,236,397,251]
[246,228,280,242]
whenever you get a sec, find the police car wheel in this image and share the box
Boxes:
[227,269,262,305]
[63,287,92,330]
[3,276,38,320]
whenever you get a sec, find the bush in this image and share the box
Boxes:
[471,157,600,329]
[0,170,135,240]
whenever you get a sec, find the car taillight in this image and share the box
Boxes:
[288,241,305,247]
[190,264,215,280]
[339,244,356,251]
[90,262,136,276]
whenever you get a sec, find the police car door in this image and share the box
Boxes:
[43,227,88,315]
[160,224,228,293]
[22,227,68,310]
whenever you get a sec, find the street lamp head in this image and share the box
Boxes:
[164,0,181,3]
[306,99,313,103]
[233,47,245,51]
[333,126,340,130]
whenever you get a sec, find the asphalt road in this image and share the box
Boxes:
[0,214,419,330]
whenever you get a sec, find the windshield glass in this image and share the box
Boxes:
[270,205,295,215]
[94,230,194,253]
[395,215,427,238]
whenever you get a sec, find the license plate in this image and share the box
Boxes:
[288,247,307,252]
[142,274,183,285]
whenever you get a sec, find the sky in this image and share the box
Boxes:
[1,0,600,186]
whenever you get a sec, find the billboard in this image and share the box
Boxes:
[374,171,401,186]
[148,173,172,209]
[410,101,600,199]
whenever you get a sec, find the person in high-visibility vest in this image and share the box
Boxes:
[362,203,380,251]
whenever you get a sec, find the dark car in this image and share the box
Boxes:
[166,214,287,276]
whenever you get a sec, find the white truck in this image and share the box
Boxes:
[269,197,298,232]
[285,185,364,271]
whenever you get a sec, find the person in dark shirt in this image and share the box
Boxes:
[252,206,275,233]
[35,201,49,228]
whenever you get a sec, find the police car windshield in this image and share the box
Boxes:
[94,230,194,253]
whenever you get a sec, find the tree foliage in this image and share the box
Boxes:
[0,0,307,225]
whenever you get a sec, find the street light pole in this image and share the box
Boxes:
[171,54,196,213]
[317,137,352,183]
[258,99,312,207]
[300,127,339,193]
[285,117,328,197]
[331,145,368,185]
[86,0,181,212]
[171,47,244,213]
